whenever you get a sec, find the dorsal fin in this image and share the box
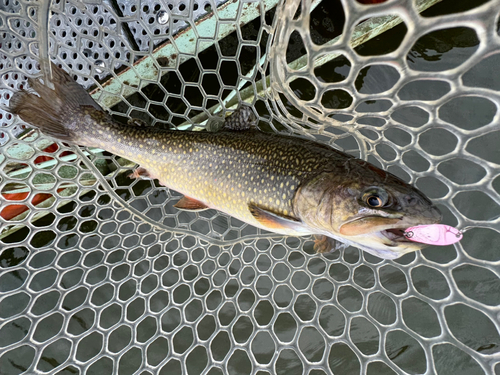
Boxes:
[207,105,258,132]
[223,105,257,131]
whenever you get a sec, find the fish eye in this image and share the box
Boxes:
[366,195,383,207]
[362,187,389,208]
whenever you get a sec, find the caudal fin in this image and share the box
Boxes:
[8,62,104,141]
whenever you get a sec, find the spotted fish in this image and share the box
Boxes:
[8,63,442,259]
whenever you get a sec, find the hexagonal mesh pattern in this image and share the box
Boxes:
[1,0,500,374]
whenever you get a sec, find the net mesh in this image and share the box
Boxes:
[1,0,500,374]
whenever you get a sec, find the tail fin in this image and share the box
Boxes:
[8,62,104,141]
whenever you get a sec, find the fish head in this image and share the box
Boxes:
[294,160,442,259]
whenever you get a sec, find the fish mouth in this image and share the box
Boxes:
[379,228,415,246]
[339,215,439,251]
[332,205,442,259]
[339,215,404,237]
[342,224,430,260]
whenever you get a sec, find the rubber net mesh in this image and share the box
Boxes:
[0,0,499,374]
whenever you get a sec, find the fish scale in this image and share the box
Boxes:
[8,63,443,259]
[85,120,349,232]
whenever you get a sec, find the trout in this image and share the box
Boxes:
[8,63,442,259]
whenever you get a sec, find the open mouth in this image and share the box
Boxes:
[380,228,416,246]
[382,228,408,241]
[339,216,441,248]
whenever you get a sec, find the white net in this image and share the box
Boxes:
[1,0,499,374]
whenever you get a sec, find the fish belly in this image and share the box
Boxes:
[115,130,308,233]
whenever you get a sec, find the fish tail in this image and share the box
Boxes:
[8,61,104,142]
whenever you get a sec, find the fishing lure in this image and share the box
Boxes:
[404,224,463,246]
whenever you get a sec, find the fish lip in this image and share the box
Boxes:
[342,210,441,238]
[343,213,404,225]
[338,214,404,237]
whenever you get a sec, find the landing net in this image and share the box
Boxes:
[0,0,499,374]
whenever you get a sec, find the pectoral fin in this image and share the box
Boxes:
[248,203,308,233]
[313,235,347,254]
[174,196,209,211]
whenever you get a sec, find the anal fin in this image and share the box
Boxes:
[174,196,209,211]
[313,235,346,254]
[248,203,308,233]
[128,167,151,180]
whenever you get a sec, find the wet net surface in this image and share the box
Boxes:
[1,0,500,374]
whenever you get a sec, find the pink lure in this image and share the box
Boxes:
[404,224,463,246]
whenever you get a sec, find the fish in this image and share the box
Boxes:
[8,63,442,259]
